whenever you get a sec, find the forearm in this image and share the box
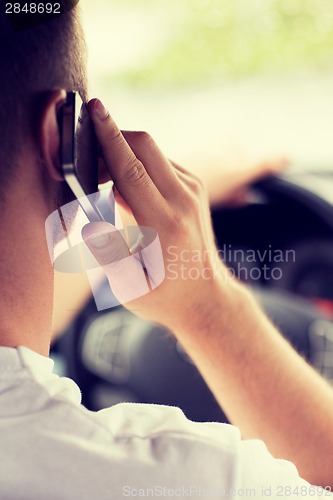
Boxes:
[173,278,333,488]
[82,104,332,488]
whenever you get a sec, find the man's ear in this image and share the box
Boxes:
[39,89,67,181]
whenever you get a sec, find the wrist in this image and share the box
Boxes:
[168,273,254,342]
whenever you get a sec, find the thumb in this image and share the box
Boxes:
[81,221,150,305]
[81,221,130,267]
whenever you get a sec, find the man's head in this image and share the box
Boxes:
[0,4,87,208]
[0,4,89,354]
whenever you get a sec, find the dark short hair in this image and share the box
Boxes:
[0,5,87,188]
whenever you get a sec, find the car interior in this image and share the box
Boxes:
[52,169,333,423]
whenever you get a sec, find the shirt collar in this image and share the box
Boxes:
[0,345,54,378]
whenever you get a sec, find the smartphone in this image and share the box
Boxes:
[59,91,105,222]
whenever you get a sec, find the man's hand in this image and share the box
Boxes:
[52,99,288,337]
[82,98,333,489]
[193,148,289,207]
[83,98,234,331]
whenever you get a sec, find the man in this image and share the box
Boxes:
[0,2,332,498]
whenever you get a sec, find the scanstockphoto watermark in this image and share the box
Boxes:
[122,484,332,497]
[166,245,296,282]
[122,485,257,497]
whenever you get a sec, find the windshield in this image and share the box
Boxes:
[83,0,333,173]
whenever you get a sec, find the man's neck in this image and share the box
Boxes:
[0,181,54,357]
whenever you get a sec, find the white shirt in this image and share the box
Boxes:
[0,346,330,499]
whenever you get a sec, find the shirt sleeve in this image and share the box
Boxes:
[95,402,332,499]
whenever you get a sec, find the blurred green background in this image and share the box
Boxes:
[89,0,333,88]
[83,0,333,172]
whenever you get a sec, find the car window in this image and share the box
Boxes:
[83,0,333,173]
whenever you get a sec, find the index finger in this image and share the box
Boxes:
[87,98,165,225]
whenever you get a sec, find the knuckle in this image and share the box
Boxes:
[105,119,122,142]
[187,172,204,192]
[135,131,154,146]
[188,179,208,207]
[123,157,148,187]
[183,193,200,215]
[179,188,206,221]
[165,211,187,237]
[191,177,204,195]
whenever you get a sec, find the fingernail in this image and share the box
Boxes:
[87,232,111,249]
[94,99,108,120]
